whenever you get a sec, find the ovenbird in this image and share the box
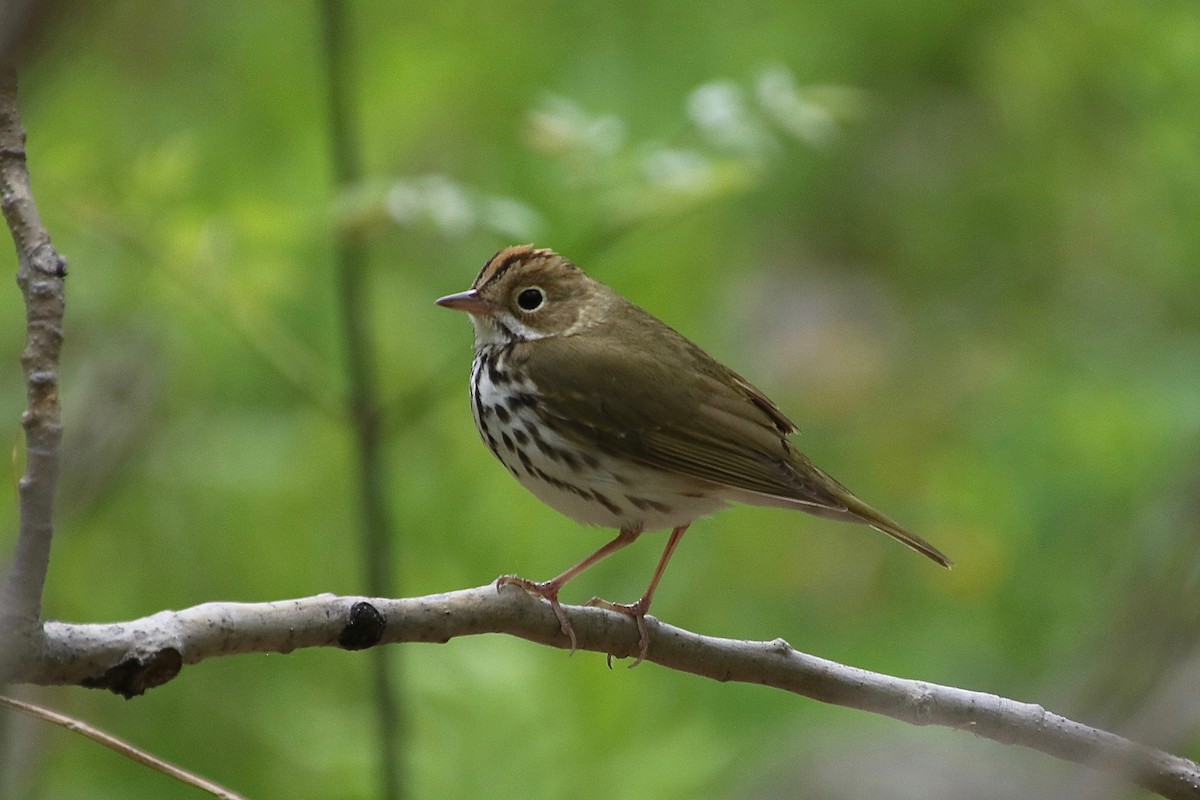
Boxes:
[438,245,950,663]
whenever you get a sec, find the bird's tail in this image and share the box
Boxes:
[838,491,953,568]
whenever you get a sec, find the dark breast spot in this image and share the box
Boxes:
[579,451,601,470]
[472,383,483,418]
[484,432,501,458]
[591,490,622,516]
[512,392,539,409]
[486,356,504,386]
[535,439,560,462]
[626,496,673,514]
[611,471,635,486]
[528,467,590,498]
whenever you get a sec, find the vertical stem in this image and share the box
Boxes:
[0,63,67,635]
[316,9,404,800]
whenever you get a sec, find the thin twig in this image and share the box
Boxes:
[0,695,247,800]
[0,64,67,634]
[5,584,1199,800]
[317,5,404,799]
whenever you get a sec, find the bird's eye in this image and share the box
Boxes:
[516,287,544,311]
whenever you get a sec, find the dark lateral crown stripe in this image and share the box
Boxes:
[473,244,554,289]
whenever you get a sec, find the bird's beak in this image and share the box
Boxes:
[436,289,494,315]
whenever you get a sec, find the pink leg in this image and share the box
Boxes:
[587,524,689,666]
[497,525,643,652]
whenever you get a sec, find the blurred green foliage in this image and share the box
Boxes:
[1,2,1198,798]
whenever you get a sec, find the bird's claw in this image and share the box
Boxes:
[497,575,578,653]
[586,596,651,667]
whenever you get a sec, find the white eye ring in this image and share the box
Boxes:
[516,287,545,312]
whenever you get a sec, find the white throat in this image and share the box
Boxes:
[470,312,550,346]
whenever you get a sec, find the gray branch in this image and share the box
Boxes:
[3,583,1198,800]
[0,63,67,650]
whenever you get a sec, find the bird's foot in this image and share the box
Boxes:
[496,575,577,653]
[586,595,651,667]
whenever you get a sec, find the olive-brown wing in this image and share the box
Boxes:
[514,331,848,512]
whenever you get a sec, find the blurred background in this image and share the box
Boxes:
[1,2,1198,798]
